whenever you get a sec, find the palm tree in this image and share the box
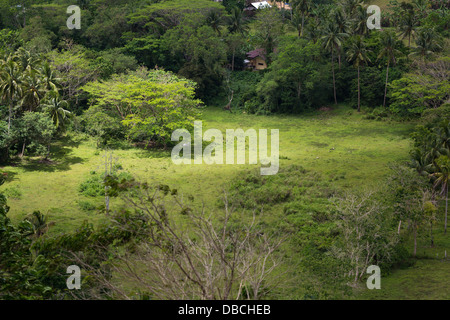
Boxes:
[0,56,22,133]
[377,30,402,108]
[25,211,54,238]
[399,12,418,48]
[205,8,224,36]
[331,8,351,68]
[292,0,310,37]
[227,7,248,35]
[321,22,349,105]
[291,11,304,37]
[305,18,321,44]
[14,47,41,73]
[410,27,442,60]
[41,96,71,130]
[431,156,450,234]
[353,5,370,36]
[40,62,61,94]
[20,69,45,112]
[347,35,371,112]
[342,0,364,18]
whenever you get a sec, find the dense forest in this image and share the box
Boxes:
[0,0,449,300]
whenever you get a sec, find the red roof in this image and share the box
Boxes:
[246,48,266,60]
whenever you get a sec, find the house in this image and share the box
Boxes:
[245,48,267,70]
[250,1,272,9]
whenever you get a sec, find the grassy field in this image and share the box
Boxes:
[1,105,414,229]
[2,105,449,299]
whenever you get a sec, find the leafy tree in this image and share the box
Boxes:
[82,69,202,147]
[252,7,285,64]
[11,112,56,158]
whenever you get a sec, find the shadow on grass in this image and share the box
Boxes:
[134,149,172,159]
[18,135,86,172]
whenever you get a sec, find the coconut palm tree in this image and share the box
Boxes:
[227,7,248,35]
[353,5,370,36]
[321,22,349,105]
[292,0,310,37]
[305,18,321,44]
[399,12,418,48]
[0,56,22,133]
[347,35,371,112]
[332,8,351,68]
[40,61,61,94]
[431,156,450,234]
[41,96,71,130]
[410,27,442,60]
[377,30,402,108]
[20,70,45,113]
[205,8,224,36]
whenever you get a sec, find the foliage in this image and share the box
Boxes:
[82,69,202,147]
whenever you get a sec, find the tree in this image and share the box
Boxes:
[410,27,442,60]
[11,112,56,158]
[76,181,286,300]
[377,30,402,108]
[291,0,310,37]
[82,69,202,147]
[432,155,450,234]
[387,164,430,257]
[252,7,285,64]
[41,96,71,130]
[347,35,371,112]
[227,6,248,35]
[399,11,418,48]
[0,55,22,133]
[205,8,224,36]
[331,190,399,283]
[321,22,349,105]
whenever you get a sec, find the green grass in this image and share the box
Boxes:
[355,259,450,299]
[3,105,449,300]
[1,105,415,234]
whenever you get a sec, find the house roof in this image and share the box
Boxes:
[247,48,266,60]
[251,1,272,9]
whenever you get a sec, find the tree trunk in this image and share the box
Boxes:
[232,47,235,71]
[338,51,341,70]
[398,220,402,234]
[300,14,305,37]
[332,51,337,105]
[357,66,361,112]
[8,102,12,133]
[383,60,390,108]
[20,141,26,158]
[430,221,434,247]
[445,185,448,234]
[413,222,417,258]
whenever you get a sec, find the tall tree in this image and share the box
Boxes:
[292,0,310,37]
[399,12,418,48]
[347,35,371,112]
[321,22,348,105]
[432,156,450,234]
[0,56,22,133]
[377,30,402,108]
